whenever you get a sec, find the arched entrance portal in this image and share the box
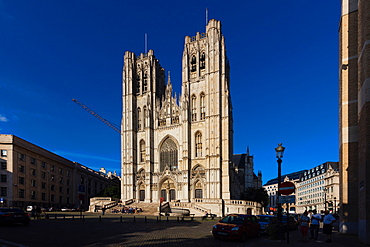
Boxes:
[160,179,176,202]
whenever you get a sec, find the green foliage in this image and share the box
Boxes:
[244,187,269,207]
[96,186,120,199]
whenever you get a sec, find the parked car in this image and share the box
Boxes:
[256,215,275,233]
[61,207,73,212]
[212,214,260,242]
[0,208,30,226]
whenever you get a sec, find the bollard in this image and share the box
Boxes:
[145,216,147,222]
[167,217,169,222]
[46,214,49,219]
[82,215,85,221]
[177,216,179,222]
[133,216,136,222]
[99,216,101,222]
[55,214,57,220]
[120,216,122,222]
[63,215,65,220]
[157,216,158,222]
[72,215,74,221]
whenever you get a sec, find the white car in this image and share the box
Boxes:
[61,207,72,212]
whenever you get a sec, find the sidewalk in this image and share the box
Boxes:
[259,227,364,247]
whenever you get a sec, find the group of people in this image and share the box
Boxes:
[299,210,337,243]
[103,206,143,215]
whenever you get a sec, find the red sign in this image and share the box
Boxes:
[279,182,295,195]
[160,197,164,203]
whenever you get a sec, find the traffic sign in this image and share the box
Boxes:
[279,181,295,195]
[278,195,296,203]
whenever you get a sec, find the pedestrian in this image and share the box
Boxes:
[323,210,336,243]
[309,209,321,240]
[35,206,42,219]
[102,206,106,216]
[299,211,310,239]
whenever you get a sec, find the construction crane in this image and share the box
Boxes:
[72,99,121,134]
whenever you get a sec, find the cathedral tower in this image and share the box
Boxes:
[121,19,234,204]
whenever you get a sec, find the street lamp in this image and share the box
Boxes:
[334,197,337,214]
[275,143,285,240]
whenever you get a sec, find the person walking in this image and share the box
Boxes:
[309,209,321,240]
[101,206,106,216]
[299,211,310,239]
[323,210,336,243]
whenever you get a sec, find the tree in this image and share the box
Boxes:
[244,187,269,212]
[96,186,120,199]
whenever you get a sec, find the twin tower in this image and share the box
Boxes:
[121,19,236,203]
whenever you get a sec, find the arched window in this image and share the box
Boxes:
[190,55,196,72]
[160,138,178,171]
[137,73,141,94]
[195,132,202,157]
[140,140,145,163]
[143,106,147,128]
[200,93,205,120]
[191,95,197,121]
[143,72,148,93]
[200,52,205,69]
[137,107,142,130]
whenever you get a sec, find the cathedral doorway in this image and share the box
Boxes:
[160,179,176,202]
[195,189,203,198]
[139,190,145,201]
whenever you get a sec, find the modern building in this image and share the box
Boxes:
[263,170,306,214]
[339,0,370,243]
[296,162,339,214]
[120,19,262,215]
[0,134,120,210]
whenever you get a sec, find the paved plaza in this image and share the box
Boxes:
[0,213,365,247]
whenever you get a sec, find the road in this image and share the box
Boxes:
[0,212,364,247]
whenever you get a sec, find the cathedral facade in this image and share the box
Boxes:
[121,19,255,204]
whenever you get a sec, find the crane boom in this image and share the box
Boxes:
[72,99,121,134]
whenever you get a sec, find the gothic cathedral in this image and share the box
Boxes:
[121,19,255,204]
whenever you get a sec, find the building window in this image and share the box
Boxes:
[42,162,46,168]
[18,153,25,161]
[143,106,147,129]
[200,93,205,120]
[191,55,197,72]
[67,179,70,186]
[31,191,36,200]
[50,165,55,171]
[31,179,36,187]
[67,188,70,194]
[19,189,25,198]
[41,182,46,189]
[191,95,197,121]
[30,158,36,164]
[59,186,63,193]
[160,138,178,171]
[59,177,63,183]
[51,194,55,202]
[195,132,202,157]
[143,72,148,93]
[200,52,205,69]
[18,165,25,173]
[137,107,142,130]
[140,140,146,163]
[1,187,7,197]
[0,174,6,183]
[66,171,70,177]
[137,73,141,94]
[59,196,63,203]
[19,177,25,185]
[41,172,46,179]
[59,168,63,174]
[42,193,46,201]
[51,175,55,181]
[31,169,36,176]
[0,162,6,170]
[81,177,85,184]
[1,150,7,157]
[51,185,55,191]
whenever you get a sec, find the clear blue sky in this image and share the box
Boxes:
[0,1,340,184]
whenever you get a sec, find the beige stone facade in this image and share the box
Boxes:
[339,0,370,243]
[0,134,120,210]
[120,19,247,206]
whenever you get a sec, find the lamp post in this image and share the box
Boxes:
[275,143,285,240]
[334,197,337,214]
